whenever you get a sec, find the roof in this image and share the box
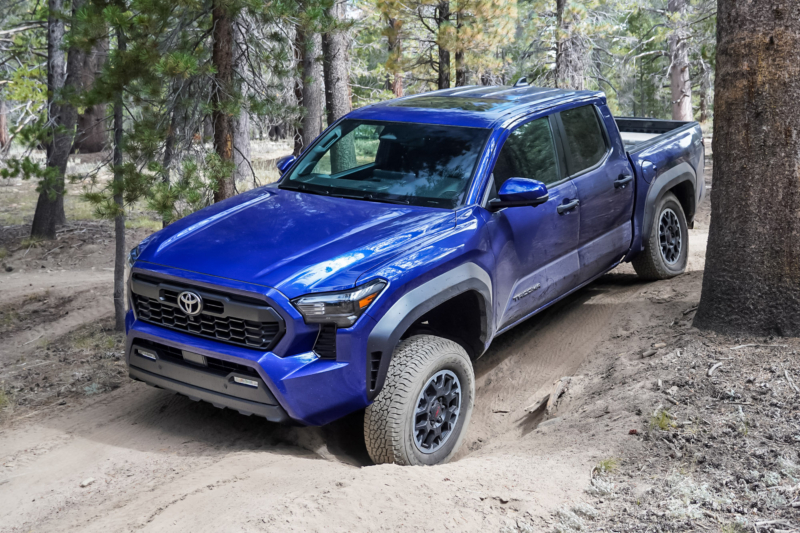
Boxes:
[347,85,606,128]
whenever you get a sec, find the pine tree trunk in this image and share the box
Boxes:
[161,108,177,227]
[555,0,584,90]
[322,0,355,173]
[0,100,8,148]
[668,0,692,121]
[211,0,236,202]
[296,25,323,154]
[436,1,450,89]
[113,24,126,333]
[232,20,251,183]
[455,51,466,86]
[455,11,466,87]
[386,17,403,97]
[694,0,800,336]
[31,0,80,239]
[203,115,213,141]
[233,111,251,182]
[74,36,108,153]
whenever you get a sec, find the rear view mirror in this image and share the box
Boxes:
[488,178,549,211]
[276,155,297,175]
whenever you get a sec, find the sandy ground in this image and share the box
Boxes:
[0,151,763,533]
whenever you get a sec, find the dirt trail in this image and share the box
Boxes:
[0,267,700,533]
[0,171,713,532]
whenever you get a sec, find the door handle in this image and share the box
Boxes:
[615,174,634,188]
[557,199,580,214]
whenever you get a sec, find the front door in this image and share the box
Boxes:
[485,116,581,331]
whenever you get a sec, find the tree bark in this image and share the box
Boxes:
[322,0,355,173]
[113,24,126,332]
[455,11,466,87]
[694,0,800,336]
[295,24,324,155]
[74,36,108,153]
[555,0,584,90]
[31,0,80,239]
[668,0,692,121]
[232,20,251,183]
[0,100,8,148]
[161,107,178,227]
[211,0,236,202]
[698,63,710,124]
[455,51,466,86]
[203,115,213,141]
[386,16,403,97]
[233,110,251,182]
[436,1,451,89]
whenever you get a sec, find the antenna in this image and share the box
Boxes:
[514,77,528,87]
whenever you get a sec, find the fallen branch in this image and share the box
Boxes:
[707,362,723,377]
[730,344,788,351]
[784,368,800,394]
[43,245,63,257]
[682,305,698,315]
[546,377,571,416]
[524,394,550,413]
[22,333,44,346]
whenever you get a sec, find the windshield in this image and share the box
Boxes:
[280,120,490,208]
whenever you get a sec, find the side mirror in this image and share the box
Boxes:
[276,155,297,175]
[488,178,549,211]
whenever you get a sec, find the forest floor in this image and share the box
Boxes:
[0,145,798,533]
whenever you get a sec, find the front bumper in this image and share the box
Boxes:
[128,340,289,422]
[125,264,377,426]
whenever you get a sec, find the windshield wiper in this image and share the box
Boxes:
[332,193,410,205]
[281,185,410,205]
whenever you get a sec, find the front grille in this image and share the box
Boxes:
[130,274,284,350]
[314,324,337,359]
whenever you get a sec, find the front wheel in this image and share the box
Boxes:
[364,335,475,466]
[632,192,689,280]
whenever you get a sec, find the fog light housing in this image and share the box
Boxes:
[233,376,259,388]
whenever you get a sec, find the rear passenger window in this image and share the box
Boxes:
[492,118,559,191]
[560,105,607,174]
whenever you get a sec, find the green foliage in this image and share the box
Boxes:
[596,457,619,474]
[2,0,716,235]
[650,408,676,431]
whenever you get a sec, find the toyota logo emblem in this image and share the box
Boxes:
[177,291,203,316]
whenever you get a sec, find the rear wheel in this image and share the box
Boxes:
[632,192,689,280]
[364,335,474,466]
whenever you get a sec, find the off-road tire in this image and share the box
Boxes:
[364,335,475,466]
[632,192,689,280]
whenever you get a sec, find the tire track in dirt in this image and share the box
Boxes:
[462,273,648,455]
[0,272,114,362]
[0,271,112,305]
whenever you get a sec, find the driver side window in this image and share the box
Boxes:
[492,118,559,193]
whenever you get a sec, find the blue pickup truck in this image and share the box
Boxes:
[126,85,704,465]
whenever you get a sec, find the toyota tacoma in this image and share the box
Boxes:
[126,84,704,465]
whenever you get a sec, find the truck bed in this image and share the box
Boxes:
[615,117,697,153]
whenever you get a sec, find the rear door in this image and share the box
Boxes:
[485,116,581,330]
[557,104,634,282]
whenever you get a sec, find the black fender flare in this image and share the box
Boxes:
[365,262,493,401]
[641,161,697,243]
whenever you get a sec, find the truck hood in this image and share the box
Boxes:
[136,187,455,297]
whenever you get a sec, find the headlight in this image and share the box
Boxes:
[292,280,386,327]
[127,235,154,268]
[127,245,141,267]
